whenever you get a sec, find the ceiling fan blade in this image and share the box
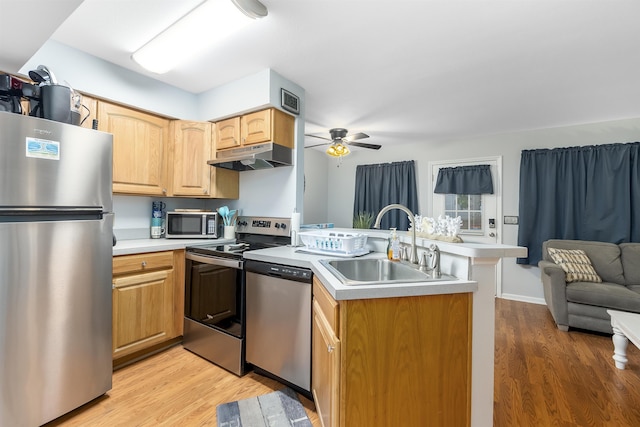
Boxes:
[342,132,369,142]
[305,133,332,141]
[305,142,332,148]
[346,141,381,150]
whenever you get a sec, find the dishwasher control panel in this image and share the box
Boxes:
[245,260,313,283]
[268,265,312,280]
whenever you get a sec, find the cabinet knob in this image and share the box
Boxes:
[203,188,208,194]
[327,345,335,353]
[162,188,167,194]
[141,261,147,268]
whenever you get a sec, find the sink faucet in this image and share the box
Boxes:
[373,204,418,264]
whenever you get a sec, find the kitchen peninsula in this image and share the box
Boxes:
[244,230,527,427]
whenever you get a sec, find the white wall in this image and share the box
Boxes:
[309,117,640,302]
[303,149,330,224]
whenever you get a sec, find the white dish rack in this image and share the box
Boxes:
[298,230,368,256]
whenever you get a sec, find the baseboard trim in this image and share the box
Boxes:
[498,293,545,305]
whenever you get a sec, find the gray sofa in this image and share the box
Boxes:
[539,239,640,333]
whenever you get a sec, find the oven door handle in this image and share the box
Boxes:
[186,252,243,269]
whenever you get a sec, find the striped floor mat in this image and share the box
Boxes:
[216,388,312,427]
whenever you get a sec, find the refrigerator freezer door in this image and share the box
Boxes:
[0,214,113,426]
[0,112,113,212]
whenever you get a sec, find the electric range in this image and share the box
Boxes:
[186,215,291,258]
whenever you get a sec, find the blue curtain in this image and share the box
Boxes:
[353,160,419,231]
[517,142,640,265]
[434,165,494,194]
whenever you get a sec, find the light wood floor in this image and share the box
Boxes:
[45,299,640,427]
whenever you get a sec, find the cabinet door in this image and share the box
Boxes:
[312,300,341,427]
[112,269,174,359]
[241,109,272,145]
[171,120,213,197]
[98,102,169,196]
[216,116,241,149]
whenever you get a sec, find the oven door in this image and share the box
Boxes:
[183,252,246,375]
[184,253,244,337]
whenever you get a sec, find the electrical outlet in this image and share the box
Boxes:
[504,215,519,225]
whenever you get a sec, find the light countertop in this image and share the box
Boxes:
[113,237,234,256]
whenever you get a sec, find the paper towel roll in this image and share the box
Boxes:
[291,211,301,246]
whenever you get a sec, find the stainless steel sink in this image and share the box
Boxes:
[319,258,455,285]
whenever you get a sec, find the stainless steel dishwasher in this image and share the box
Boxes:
[245,259,312,394]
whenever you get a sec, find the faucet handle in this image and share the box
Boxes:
[419,251,429,269]
[400,246,408,261]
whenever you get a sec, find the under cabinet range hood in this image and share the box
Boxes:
[208,142,293,171]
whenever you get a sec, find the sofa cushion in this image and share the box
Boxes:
[544,240,625,284]
[620,243,640,285]
[548,247,602,283]
[628,285,640,294]
[566,281,640,313]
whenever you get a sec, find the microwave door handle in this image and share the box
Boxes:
[186,253,243,269]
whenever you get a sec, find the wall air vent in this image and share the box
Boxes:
[281,88,300,115]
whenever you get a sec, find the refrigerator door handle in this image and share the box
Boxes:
[0,207,104,214]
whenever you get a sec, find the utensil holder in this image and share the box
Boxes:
[224,225,236,239]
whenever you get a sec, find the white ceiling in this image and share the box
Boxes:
[5,0,640,152]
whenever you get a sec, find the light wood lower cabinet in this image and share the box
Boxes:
[312,298,340,427]
[312,277,473,427]
[112,250,184,364]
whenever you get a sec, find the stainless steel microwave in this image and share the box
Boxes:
[165,211,218,239]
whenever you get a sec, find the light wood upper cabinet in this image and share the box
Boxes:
[170,120,214,197]
[98,101,170,196]
[170,120,239,199]
[241,109,272,145]
[312,277,473,427]
[241,108,294,148]
[216,108,295,153]
[215,116,241,150]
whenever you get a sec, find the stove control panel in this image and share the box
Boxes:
[236,216,291,237]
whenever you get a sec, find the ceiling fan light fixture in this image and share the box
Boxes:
[132,0,267,74]
[326,142,350,157]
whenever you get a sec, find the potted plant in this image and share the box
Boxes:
[353,211,374,229]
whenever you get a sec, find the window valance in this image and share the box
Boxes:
[434,165,494,195]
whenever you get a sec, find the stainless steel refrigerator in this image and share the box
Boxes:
[0,112,114,426]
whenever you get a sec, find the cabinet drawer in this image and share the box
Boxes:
[313,277,339,333]
[113,251,174,276]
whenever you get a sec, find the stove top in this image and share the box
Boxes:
[186,215,292,259]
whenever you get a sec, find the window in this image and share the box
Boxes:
[445,194,483,234]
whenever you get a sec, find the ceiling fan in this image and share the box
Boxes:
[305,128,381,157]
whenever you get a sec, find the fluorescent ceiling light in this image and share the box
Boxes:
[132,0,267,74]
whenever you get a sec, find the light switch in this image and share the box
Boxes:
[504,216,519,225]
